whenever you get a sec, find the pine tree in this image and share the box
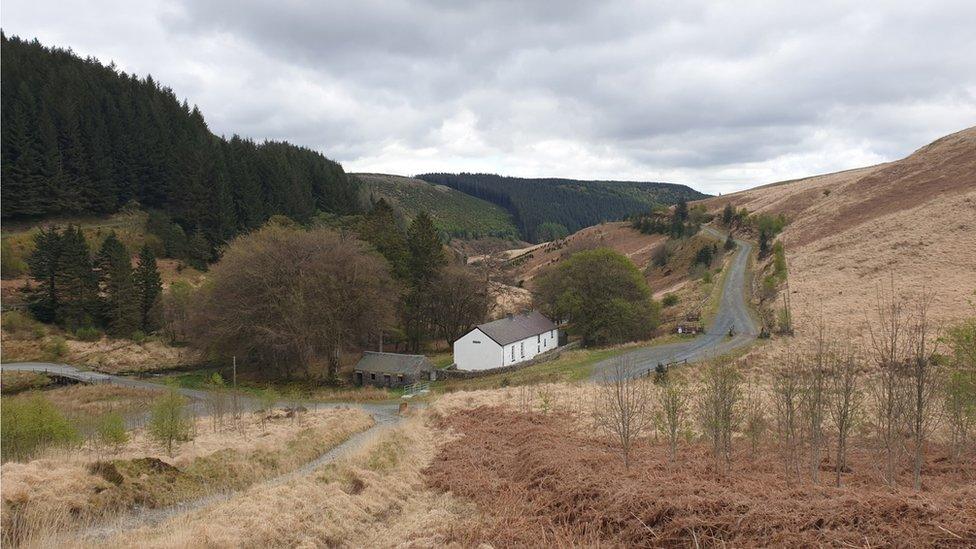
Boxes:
[406,212,446,285]
[56,226,99,328]
[25,227,64,322]
[97,232,139,336]
[357,199,409,279]
[134,245,163,332]
[722,203,735,227]
[187,230,211,270]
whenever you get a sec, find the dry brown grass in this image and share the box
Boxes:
[87,414,470,548]
[26,384,156,417]
[1,407,374,545]
[0,371,53,395]
[426,406,976,547]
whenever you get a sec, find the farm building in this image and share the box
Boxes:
[353,352,434,388]
[453,311,558,371]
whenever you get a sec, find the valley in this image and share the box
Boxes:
[2,25,975,549]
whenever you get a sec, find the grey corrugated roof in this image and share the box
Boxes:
[354,352,432,375]
[476,311,557,346]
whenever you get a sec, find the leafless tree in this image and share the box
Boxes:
[189,225,397,381]
[827,343,862,487]
[772,351,802,481]
[696,360,741,474]
[801,316,830,484]
[592,357,654,468]
[866,278,911,488]
[903,295,941,491]
[742,377,768,462]
[657,370,691,463]
[430,265,489,344]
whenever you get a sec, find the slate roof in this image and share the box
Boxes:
[476,311,557,346]
[354,352,432,375]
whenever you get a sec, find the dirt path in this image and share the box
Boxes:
[589,226,759,379]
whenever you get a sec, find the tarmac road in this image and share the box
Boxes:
[589,226,760,380]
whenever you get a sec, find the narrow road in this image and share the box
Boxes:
[589,226,759,379]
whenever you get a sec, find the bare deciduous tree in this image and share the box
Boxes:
[772,351,802,481]
[430,265,489,344]
[593,357,654,468]
[867,279,911,488]
[657,371,691,463]
[696,361,741,474]
[903,296,941,491]
[801,316,830,483]
[189,225,397,381]
[742,377,768,461]
[827,344,861,487]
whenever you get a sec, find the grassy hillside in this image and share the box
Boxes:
[697,125,976,332]
[354,173,520,240]
[415,172,709,242]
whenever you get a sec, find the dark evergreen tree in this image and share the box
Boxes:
[1,34,361,258]
[55,226,98,328]
[722,203,735,227]
[25,227,63,322]
[759,228,771,258]
[724,234,736,251]
[134,245,163,332]
[406,212,446,285]
[97,232,139,335]
[356,199,409,279]
[186,230,211,270]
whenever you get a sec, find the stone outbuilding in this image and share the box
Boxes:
[353,351,435,388]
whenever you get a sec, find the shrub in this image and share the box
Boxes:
[662,294,679,307]
[130,330,147,343]
[1,395,79,461]
[1,239,27,279]
[74,326,102,342]
[43,336,68,360]
[148,389,192,455]
[95,413,129,452]
[701,271,713,284]
[2,311,45,339]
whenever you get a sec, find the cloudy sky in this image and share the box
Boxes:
[3,1,975,194]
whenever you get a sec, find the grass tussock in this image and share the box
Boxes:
[0,371,53,395]
[0,407,373,546]
[94,415,471,548]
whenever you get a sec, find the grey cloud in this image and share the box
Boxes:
[2,0,975,192]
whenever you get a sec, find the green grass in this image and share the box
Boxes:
[432,345,639,392]
[355,173,520,240]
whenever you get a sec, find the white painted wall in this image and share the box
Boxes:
[501,328,558,366]
[454,327,559,371]
[453,328,503,371]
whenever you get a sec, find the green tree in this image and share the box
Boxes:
[722,203,735,226]
[95,412,129,452]
[186,229,211,270]
[536,248,660,346]
[55,226,98,328]
[406,212,446,285]
[536,222,569,241]
[134,245,163,332]
[1,394,79,461]
[148,389,192,456]
[97,232,139,336]
[25,227,64,322]
[356,199,409,279]
[724,234,736,251]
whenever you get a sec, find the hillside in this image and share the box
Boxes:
[0,34,359,250]
[698,126,976,332]
[354,174,520,240]
[415,173,708,242]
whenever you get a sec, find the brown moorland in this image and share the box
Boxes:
[426,407,976,547]
[697,126,976,332]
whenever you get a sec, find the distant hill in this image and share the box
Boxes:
[698,126,976,332]
[354,174,520,240]
[0,34,359,249]
[415,173,708,242]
